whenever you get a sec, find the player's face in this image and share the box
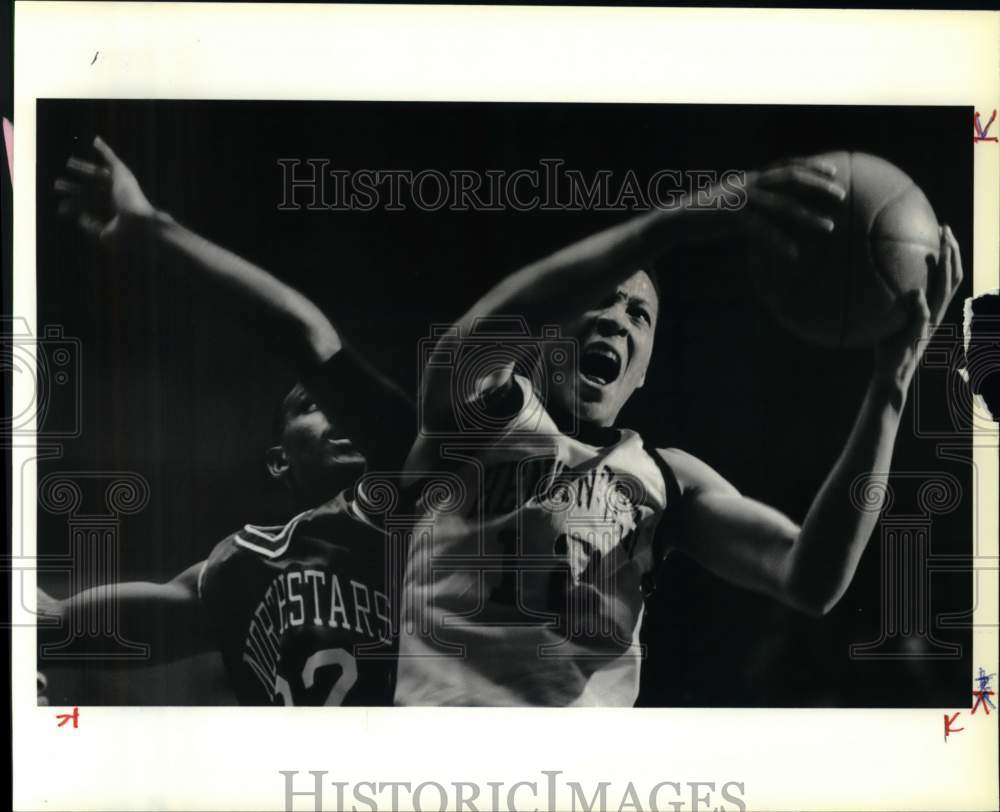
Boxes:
[554,269,659,427]
[272,385,367,500]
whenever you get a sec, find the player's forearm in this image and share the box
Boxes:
[782,377,907,616]
[140,209,341,370]
[39,581,210,665]
[461,207,681,330]
[299,347,416,469]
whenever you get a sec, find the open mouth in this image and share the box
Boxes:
[323,432,357,451]
[579,344,623,387]
[325,438,366,465]
[325,435,356,450]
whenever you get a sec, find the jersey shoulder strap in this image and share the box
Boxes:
[641,440,685,597]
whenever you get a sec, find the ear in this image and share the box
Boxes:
[637,369,647,389]
[265,445,290,481]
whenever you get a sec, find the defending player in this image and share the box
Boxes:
[398,159,964,706]
[40,138,414,705]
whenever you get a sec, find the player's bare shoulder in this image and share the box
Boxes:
[653,447,740,499]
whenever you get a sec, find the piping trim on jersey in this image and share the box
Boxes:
[196,559,209,603]
[234,509,312,559]
[347,497,383,531]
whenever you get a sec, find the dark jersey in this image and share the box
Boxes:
[198,492,395,706]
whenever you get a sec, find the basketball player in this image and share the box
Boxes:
[41,137,414,705]
[398,158,964,706]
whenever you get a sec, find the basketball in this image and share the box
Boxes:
[752,151,940,347]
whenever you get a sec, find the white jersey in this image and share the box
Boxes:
[395,375,675,706]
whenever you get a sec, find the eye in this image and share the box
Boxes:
[629,305,652,325]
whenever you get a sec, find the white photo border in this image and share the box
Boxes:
[12,4,1000,811]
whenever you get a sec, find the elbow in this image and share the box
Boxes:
[782,578,842,619]
[304,324,342,366]
[781,548,848,619]
[798,598,837,619]
[801,589,845,618]
[278,302,341,369]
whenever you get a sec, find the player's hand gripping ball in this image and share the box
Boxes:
[751,152,941,348]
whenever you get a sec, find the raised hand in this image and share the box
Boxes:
[37,671,49,706]
[37,586,63,621]
[682,157,847,259]
[742,158,848,259]
[873,224,964,393]
[54,136,154,246]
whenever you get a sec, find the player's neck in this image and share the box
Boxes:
[294,478,350,512]
[548,399,621,447]
[576,420,622,447]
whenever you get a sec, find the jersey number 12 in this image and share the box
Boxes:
[274,648,359,706]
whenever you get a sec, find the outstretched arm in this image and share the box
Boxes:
[420,160,847,425]
[38,561,211,665]
[55,138,413,468]
[58,138,340,370]
[666,227,963,617]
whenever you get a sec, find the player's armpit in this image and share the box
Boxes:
[420,352,521,433]
[657,447,741,500]
[478,371,524,418]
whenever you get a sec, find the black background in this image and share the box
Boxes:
[35,100,973,706]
